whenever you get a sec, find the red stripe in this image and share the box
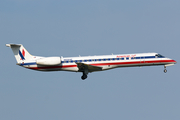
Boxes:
[29,59,176,70]
[29,65,77,70]
[91,59,176,66]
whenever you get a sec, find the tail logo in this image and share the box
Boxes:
[19,49,25,60]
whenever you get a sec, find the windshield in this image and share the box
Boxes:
[155,54,165,58]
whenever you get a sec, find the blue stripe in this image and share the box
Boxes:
[19,50,25,60]
[59,56,158,63]
[20,62,36,66]
[145,56,155,59]
[19,56,160,66]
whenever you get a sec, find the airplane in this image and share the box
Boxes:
[6,44,177,80]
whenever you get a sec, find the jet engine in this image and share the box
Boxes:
[36,57,61,66]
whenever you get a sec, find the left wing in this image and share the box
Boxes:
[76,62,102,72]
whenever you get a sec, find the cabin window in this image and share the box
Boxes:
[112,58,115,60]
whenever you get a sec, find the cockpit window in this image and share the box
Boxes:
[155,54,165,58]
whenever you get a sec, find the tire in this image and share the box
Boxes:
[81,74,87,80]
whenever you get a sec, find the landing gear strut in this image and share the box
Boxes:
[164,66,167,73]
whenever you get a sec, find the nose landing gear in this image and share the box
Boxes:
[164,66,167,73]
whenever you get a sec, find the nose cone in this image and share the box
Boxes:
[173,60,177,64]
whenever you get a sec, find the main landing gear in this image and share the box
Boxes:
[164,65,167,73]
[81,73,87,80]
[81,69,88,80]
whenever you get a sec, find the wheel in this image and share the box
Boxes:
[164,69,167,73]
[81,76,85,80]
[81,74,87,80]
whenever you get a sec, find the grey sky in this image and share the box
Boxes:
[1,0,180,120]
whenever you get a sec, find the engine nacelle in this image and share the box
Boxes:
[36,57,61,66]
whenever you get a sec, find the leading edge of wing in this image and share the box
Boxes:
[76,62,102,72]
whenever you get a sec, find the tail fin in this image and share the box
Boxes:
[6,44,33,63]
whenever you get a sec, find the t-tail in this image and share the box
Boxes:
[6,44,34,63]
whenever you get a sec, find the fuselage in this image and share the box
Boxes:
[6,44,177,80]
[19,52,176,72]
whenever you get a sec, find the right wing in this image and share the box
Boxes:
[76,62,102,72]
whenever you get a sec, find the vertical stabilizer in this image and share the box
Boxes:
[6,44,33,63]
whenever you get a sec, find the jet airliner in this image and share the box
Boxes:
[6,44,177,80]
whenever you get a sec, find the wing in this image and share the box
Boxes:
[76,62,102,72]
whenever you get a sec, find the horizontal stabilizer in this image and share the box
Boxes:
[6,44,22,47]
